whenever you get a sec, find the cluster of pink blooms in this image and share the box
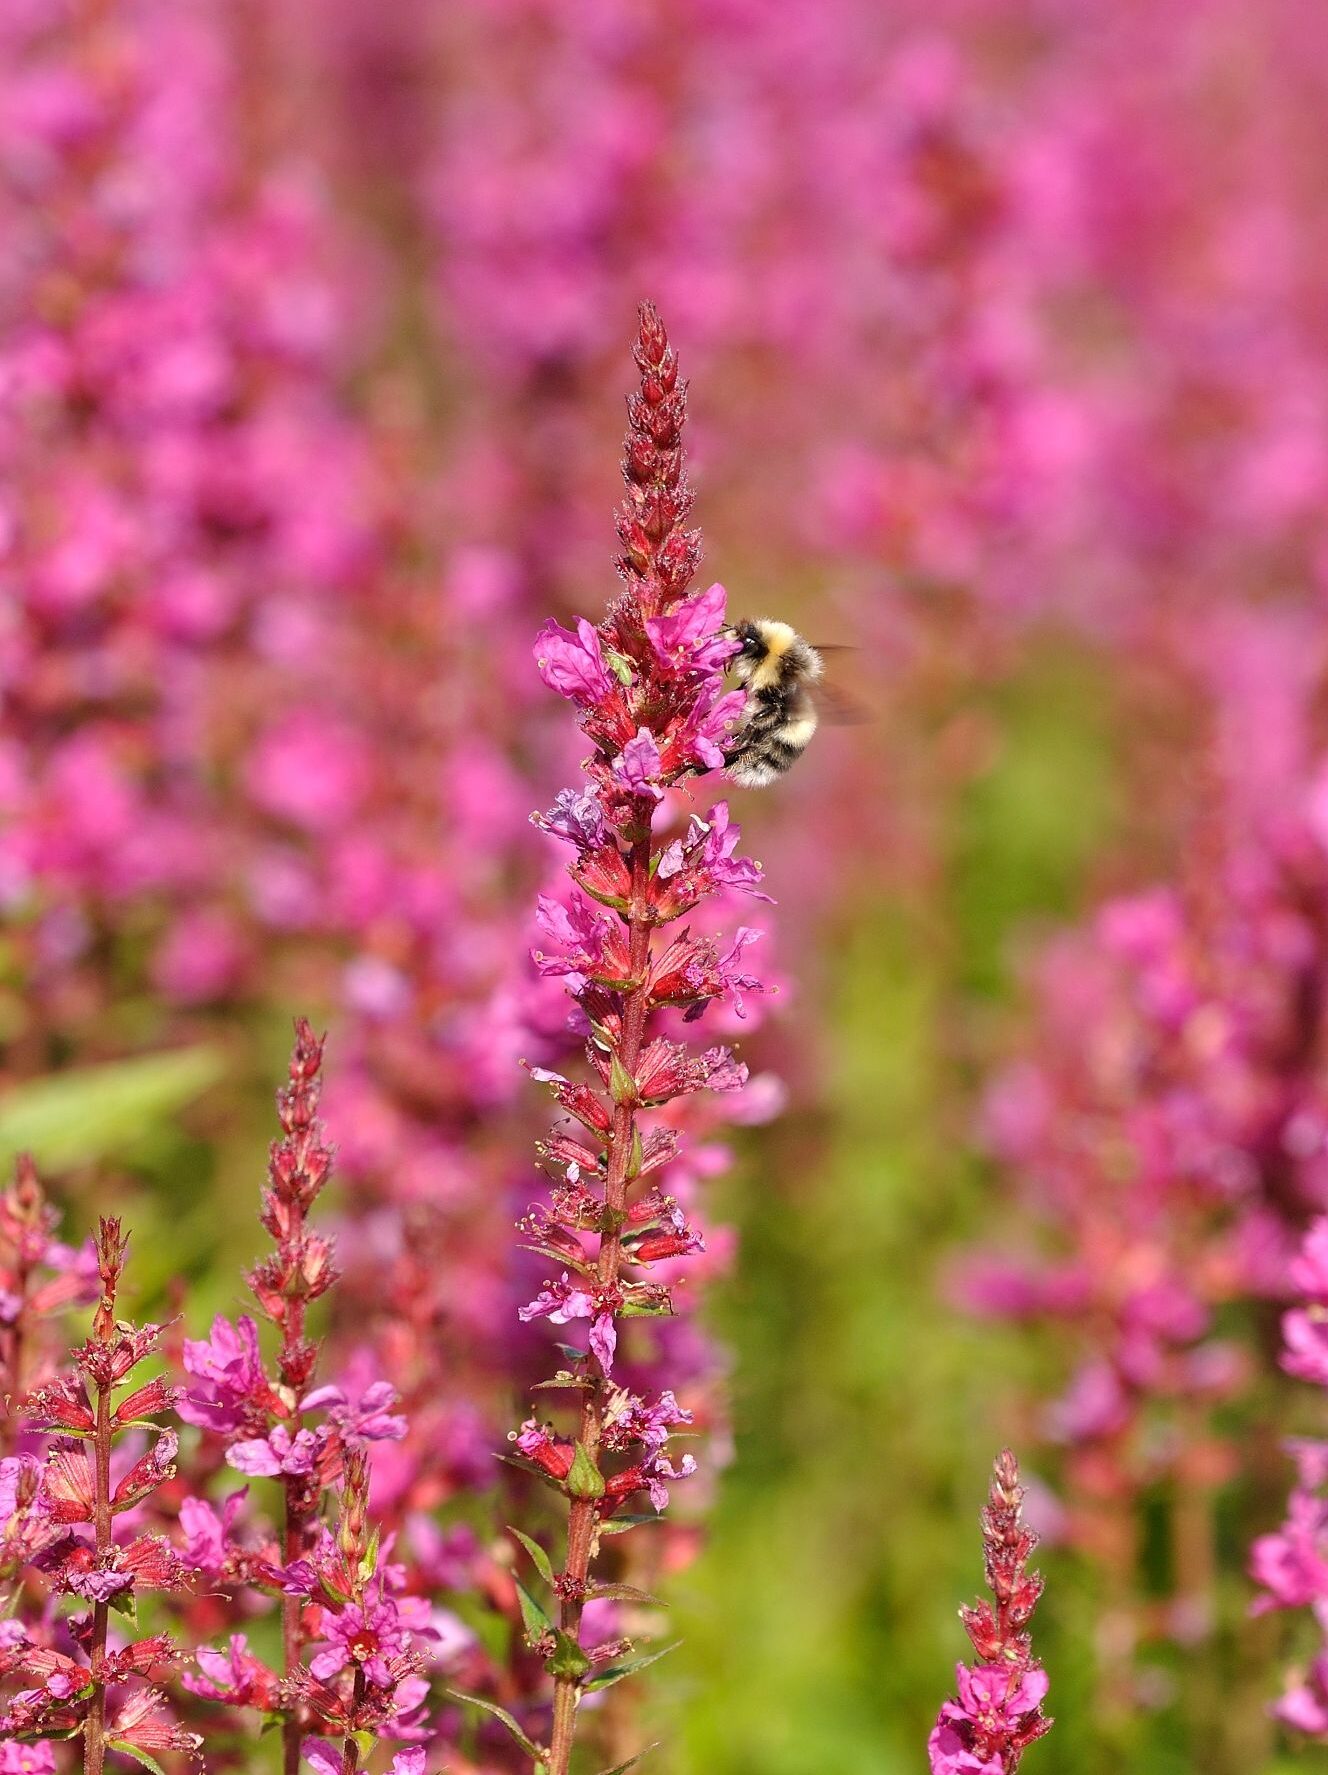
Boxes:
[11,0,1328,1764]
[177,1020,430,1769]
[0,1029,439,1773]
[950,684,1328,1709]
[930,1452,1050,1775]
[1251,1218,1328,1735]
[4,1212,198,1769]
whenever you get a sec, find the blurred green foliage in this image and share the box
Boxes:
[663,641,1259,1774]
[0,1045,224,1174]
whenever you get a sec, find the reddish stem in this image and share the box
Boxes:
[548,832,654,1775]
[281,1259,310,1775]
[85,1377,112,1775]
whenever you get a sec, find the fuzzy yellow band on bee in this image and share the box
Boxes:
[724,617,825,786]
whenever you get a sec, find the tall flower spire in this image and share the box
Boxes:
[930,1451,1052,1775]
[475,304,770,1775]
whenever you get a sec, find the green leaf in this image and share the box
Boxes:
[566,1440,605,1499]
[107,1744,168,1775]
[598,1513,662,1535]
[108,1586,137,1623]
[583,1641,681,1693]
[596,1743,660,1775]
[589,1581,665,1605]
[515,1575,554,1644]
[608,1053,637,1104]
[624,1126,644,1180]
[495,1451,567,1494]
[510,1526,556,1586]
[446,1689,543,1760]
[619,1296,673,1319]
[0,1046,224,1171]
[545,1629,592,1680]
[519,1242,596,1278]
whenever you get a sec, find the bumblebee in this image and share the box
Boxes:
[724,618,826,787]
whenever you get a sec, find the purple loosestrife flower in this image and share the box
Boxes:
[485,304,778,1775]
[1,1209,200,1772]
[178,1023,417,1775]
[930,1452,1051,1775]
[1250,1215,1328,1736]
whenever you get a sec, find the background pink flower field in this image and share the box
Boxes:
[5,1,1328,1770]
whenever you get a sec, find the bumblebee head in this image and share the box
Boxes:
[727,620,766,682]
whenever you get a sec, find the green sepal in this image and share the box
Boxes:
[608,1054,637,1104]
[446,1690,543,1760]
[545,1629,592,1681]
[515,1575,554,1644]
[566,1440,606,1499]
[509,1526,556,1586]
[583,1641,680,1693]
[359,1525,381,1583]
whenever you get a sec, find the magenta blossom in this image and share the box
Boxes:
[178,1314,267,1434]
[533,617,616,705]
[227,1422,324,1479]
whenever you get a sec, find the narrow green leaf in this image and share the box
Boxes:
[608,1053,637,1104]
[496,1451,567,1494]
[566,1440,606,1499]
[446,1689,542,1760]
[624,1126,644,1179]
[583,1641,681,1693]
[598,1513,662,1535]
[515,1575,554,1644]
[619,1296,673,1319]
[596,1743,660,1775]
[519,1243,596,1278]
[510,1526,556,1586]
[0,1046,224,1170]
[589,1581,665,1606]
[107,1744,168,1775]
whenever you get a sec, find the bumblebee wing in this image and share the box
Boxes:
[814,680,873,726]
